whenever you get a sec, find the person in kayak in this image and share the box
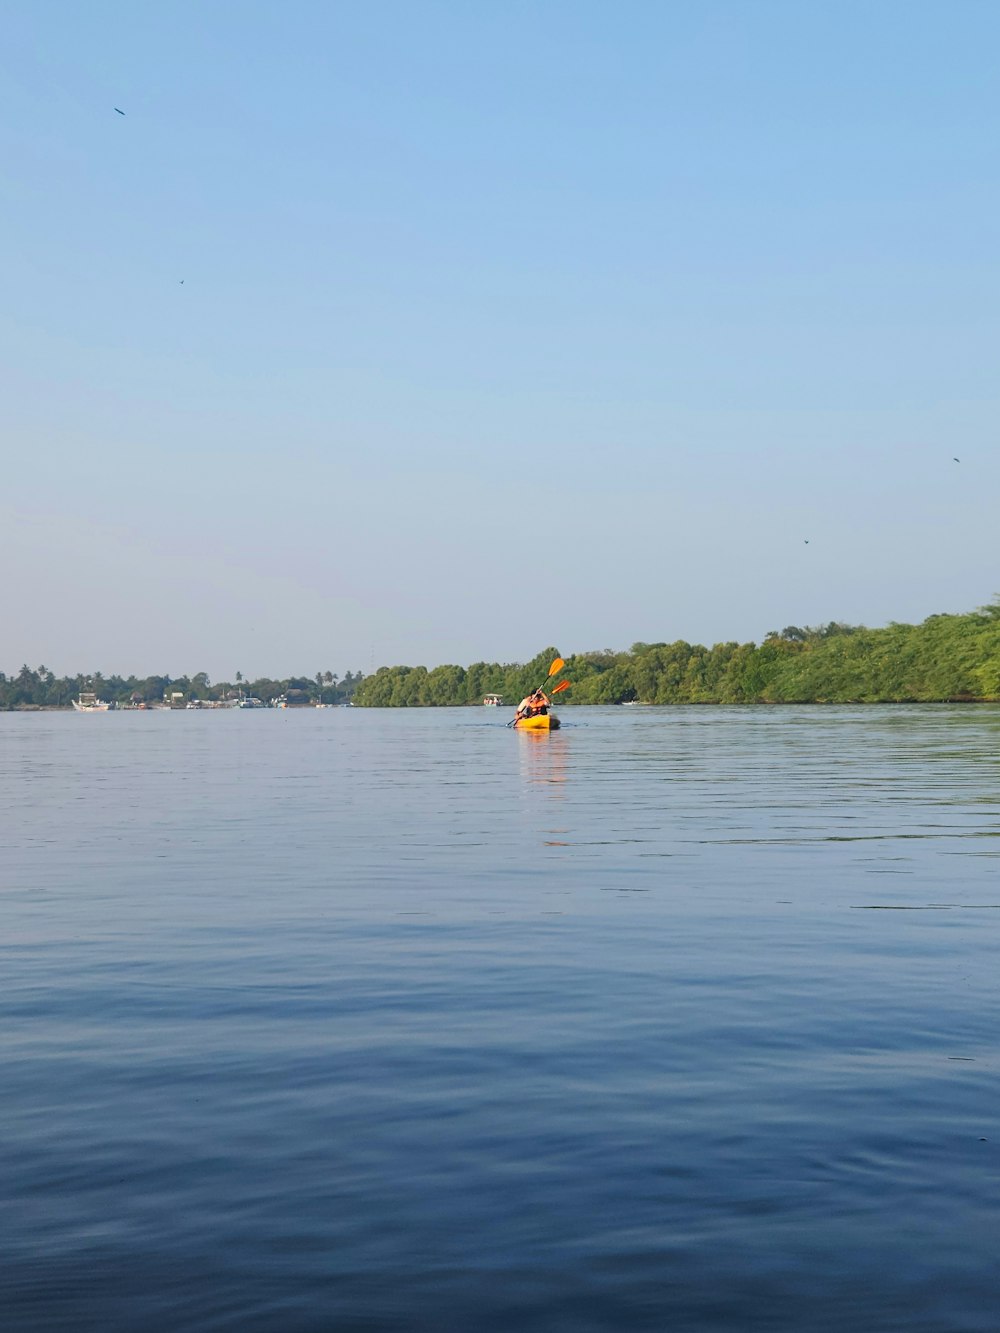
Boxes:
[515,688,550,722]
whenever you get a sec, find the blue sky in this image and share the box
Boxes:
[3,1,998,678]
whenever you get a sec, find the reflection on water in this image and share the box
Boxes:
[518,728,569,786]
[2,705,1000,1332]
[518,731,570,845]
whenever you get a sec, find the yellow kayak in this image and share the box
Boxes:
[513,713,560,731]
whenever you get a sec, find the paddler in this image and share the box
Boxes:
[515,688,550,722]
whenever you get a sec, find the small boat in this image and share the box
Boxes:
[513,713,560,731]
[72,691,111,712]
[483,693,504,706]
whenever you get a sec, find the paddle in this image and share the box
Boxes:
[507,659,568,725]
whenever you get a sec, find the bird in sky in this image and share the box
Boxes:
[179,280,184,284]
[114,107,125,115]
[953,457,960,462]
[804,539,810,544]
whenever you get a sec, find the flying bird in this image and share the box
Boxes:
[114,107,125,115]
[953,457,960,462]
[179,280,184,284]
[804,540,809,544]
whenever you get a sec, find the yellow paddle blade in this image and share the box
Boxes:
[547,657,565,678]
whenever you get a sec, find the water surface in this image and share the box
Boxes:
[3,706,999,1330]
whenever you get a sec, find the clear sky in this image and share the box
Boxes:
[3,1,998,679]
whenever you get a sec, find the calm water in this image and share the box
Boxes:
[3,705,1000,1331]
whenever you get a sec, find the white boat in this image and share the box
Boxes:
[72,691,111,712]
[483,694,504,706]
[237,696,267,709]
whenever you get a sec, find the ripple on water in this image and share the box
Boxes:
[2,705,1000,1330]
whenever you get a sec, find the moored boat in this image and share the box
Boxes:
[513,713,560,731]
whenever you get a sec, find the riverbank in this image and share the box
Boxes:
[355,604,1000,707]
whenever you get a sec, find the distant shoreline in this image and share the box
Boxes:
[7,603,1000,710]
[6,698,1000,713]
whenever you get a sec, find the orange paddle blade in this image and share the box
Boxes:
[547,657,565,678]
[551,679,571,694]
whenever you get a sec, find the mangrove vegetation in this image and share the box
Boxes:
[353,602,1000,707]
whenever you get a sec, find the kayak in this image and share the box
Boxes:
[513,713,560,731]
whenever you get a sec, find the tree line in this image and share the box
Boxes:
[353,602,1000,707]
[7,602,1000,711]
[0,668,365,710]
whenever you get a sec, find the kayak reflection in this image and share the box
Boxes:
[517,728,569,797]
